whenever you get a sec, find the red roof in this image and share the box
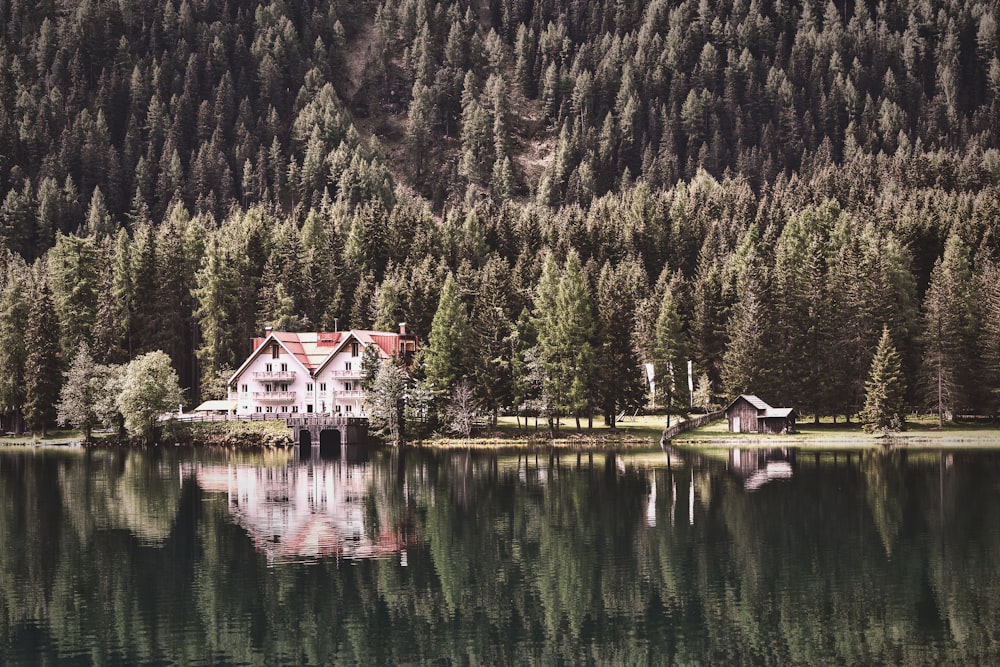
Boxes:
[230,330,418,385]
[368,334,398,357]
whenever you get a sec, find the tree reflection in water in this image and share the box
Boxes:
[0,446,997,665]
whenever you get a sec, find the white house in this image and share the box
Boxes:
[227,325,418,417]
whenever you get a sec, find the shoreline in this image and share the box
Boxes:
[7,416,1000,451]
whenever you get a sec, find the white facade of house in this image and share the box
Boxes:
[227,328,417,417]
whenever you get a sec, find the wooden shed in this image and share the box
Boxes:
[725,395,797,434]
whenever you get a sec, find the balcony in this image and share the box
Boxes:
[329,369,362,378]
[253,371,296,381]
[253,391,296,402]
[336,390,364,399]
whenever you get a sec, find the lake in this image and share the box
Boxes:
[0,444,998,665]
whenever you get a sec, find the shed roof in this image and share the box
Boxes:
[725,394,772,412]
[762,407,796,419]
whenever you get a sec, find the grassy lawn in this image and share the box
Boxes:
[673,414,1000,449]
[422,414,676,449]
[0,428,99,445]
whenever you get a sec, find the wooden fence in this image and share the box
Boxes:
[169,413,290,424]
[660,410,725,443]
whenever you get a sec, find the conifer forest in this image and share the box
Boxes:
[2,0,1000,432]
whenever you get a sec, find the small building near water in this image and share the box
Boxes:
[193,400,236,415]
[725,395,797,434]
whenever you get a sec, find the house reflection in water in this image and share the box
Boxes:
[194,460,413,565]
[728,448,794,492]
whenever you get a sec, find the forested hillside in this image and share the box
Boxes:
[1,0,999,432]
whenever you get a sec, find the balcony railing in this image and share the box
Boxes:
[253,371,296,381]
[253,391,296,401]
[328,369,362,378]
[336,390,364,399]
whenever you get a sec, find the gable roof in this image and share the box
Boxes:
[229,330,414,384]
[726,394,772,412]
[228,332,315,385]
[313,330,401,375]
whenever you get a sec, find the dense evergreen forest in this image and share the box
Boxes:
[1,0,1000,432]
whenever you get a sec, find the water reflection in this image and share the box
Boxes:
[191,458,414,565]
[0,445,998,665]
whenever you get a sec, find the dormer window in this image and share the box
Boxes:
[351,341,360,357]
[271,343,279,359]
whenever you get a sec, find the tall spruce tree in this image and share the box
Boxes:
[424,272,472,394]
[56,341,98,441]
[597,259,647,427]
[0,262,31,433]
[24,282,61,436]
[919,235,973,425]
[47,232,99,360]
[861,326,907,433]
[532,251,597,431]
[653,276,690,413]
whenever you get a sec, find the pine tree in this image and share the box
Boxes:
[596,259,647,427]
[469,256,515,423]
[0,262,31,433]
[407,81,434,180]
[366,359,407,444]
[919,236,973,425]
[533,251,597,431]
[47,232,99,360]
[653,276,690,413]
[861,326,907,433]
[24,282,61,436]
[424,272,472,394]
[56,341,98,441]
[722,287,765,399]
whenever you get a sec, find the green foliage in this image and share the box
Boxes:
[118,351,183,443]
[919,235,974,425]
[861,327,907,433]
[56,342,98,441]
[367,360,407,444]
[532,251,597,429]
[653,276,689,409]
[0,260,31,431]
[1,0,1000,426]
[24,282,61,435]
[424,273,472,393]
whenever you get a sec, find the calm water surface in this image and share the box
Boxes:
[0,444,998,665]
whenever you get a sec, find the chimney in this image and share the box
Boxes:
[264,326,273,337]
[399,322,407,335]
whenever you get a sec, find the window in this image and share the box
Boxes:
[241,384,248,393]
[345,382,353,391]
[351,342,359,357]
[292,406,298,413]
[320,383,327,392]
[306,383,313,392]
[271,343,280,358]
[281,383,288,391]
[265,383,272,392]
[255,406,262,413]
[306,404,313,413]
[266,406,273,413]
[281,363,288,371]
[345,362,352,371]
[265,363,272,372]
[345,405,352,413]
[280,406,286,413]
